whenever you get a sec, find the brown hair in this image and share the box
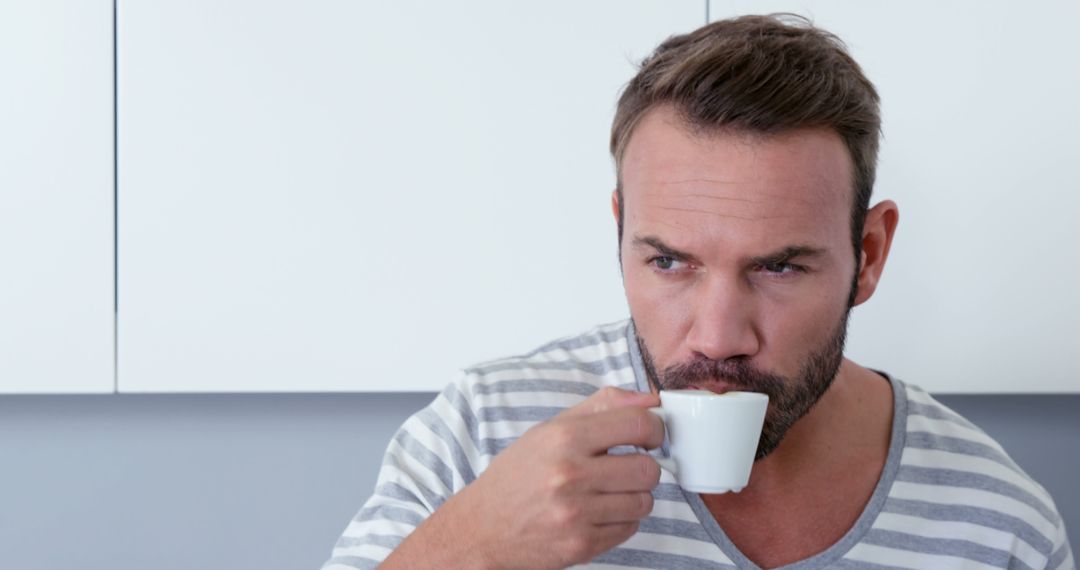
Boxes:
[610,14,881,262]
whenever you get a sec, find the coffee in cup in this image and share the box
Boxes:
[648,389,768,493]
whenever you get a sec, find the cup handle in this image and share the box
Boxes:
[646,407,678,475]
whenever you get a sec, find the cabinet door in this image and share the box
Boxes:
[709,1,1080,393]
[0,0,114,393]
[118,1,705,392]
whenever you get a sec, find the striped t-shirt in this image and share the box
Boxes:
[324,320,1074,569]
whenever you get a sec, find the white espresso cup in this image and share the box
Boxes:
[648,390,769,494]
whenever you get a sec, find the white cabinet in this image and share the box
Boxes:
[118,1,706,392]
[6,1,1074,395]
[0,0,114,393]
[709,1,1080,393]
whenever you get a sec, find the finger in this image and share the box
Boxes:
[586,492,654,524]
[559,386,659,419]
[587,454,662,493]
[588,521,640,557]
[568,406,665,454]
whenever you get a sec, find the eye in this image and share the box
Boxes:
[648,256,689,272]
[757,260,804,276]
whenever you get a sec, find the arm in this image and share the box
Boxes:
[322,378,482,569]
[323,383,664,570]
[1046,517,1074,570]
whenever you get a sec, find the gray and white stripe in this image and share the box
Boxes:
[323,320,1073,569]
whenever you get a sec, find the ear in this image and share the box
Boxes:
[610,189,621,224]
[852,200,900,307]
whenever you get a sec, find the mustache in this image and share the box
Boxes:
[658,357,787,395]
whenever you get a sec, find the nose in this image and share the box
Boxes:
[684,274,761,362]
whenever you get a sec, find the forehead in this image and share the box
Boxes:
[620,106,853,244]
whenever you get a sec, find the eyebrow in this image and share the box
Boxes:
[631,235,826,266]
[632,236,701,263]
[751,245,827,266]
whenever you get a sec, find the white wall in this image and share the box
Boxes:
[115,0,706,393]
[0,0,114,393]
[4,1,1077,394]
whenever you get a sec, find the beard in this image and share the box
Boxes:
[636,309,850,461]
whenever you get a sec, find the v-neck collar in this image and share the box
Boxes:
[625,320,910,569]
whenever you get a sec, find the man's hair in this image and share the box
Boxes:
[610,14,881,263]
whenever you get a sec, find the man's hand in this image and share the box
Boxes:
[382,386,665,569]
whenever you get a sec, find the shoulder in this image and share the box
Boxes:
[458,319,640,402]
[898,381,1048,497]
[889,380,1070,567]
[430,320,641,453]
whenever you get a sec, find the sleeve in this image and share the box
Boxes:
[320,373,485,570]
[1046,516,1074,570]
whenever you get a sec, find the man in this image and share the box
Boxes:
[323,15,1073,569]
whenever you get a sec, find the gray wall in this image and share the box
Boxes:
[1,393,1076,570]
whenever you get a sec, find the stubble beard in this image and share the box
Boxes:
[635,309,850,461]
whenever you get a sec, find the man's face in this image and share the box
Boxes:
[617,105,859,460]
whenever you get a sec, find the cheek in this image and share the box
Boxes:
[623,267,691,353]
[623,266,665,323]
[757,278,850,367]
